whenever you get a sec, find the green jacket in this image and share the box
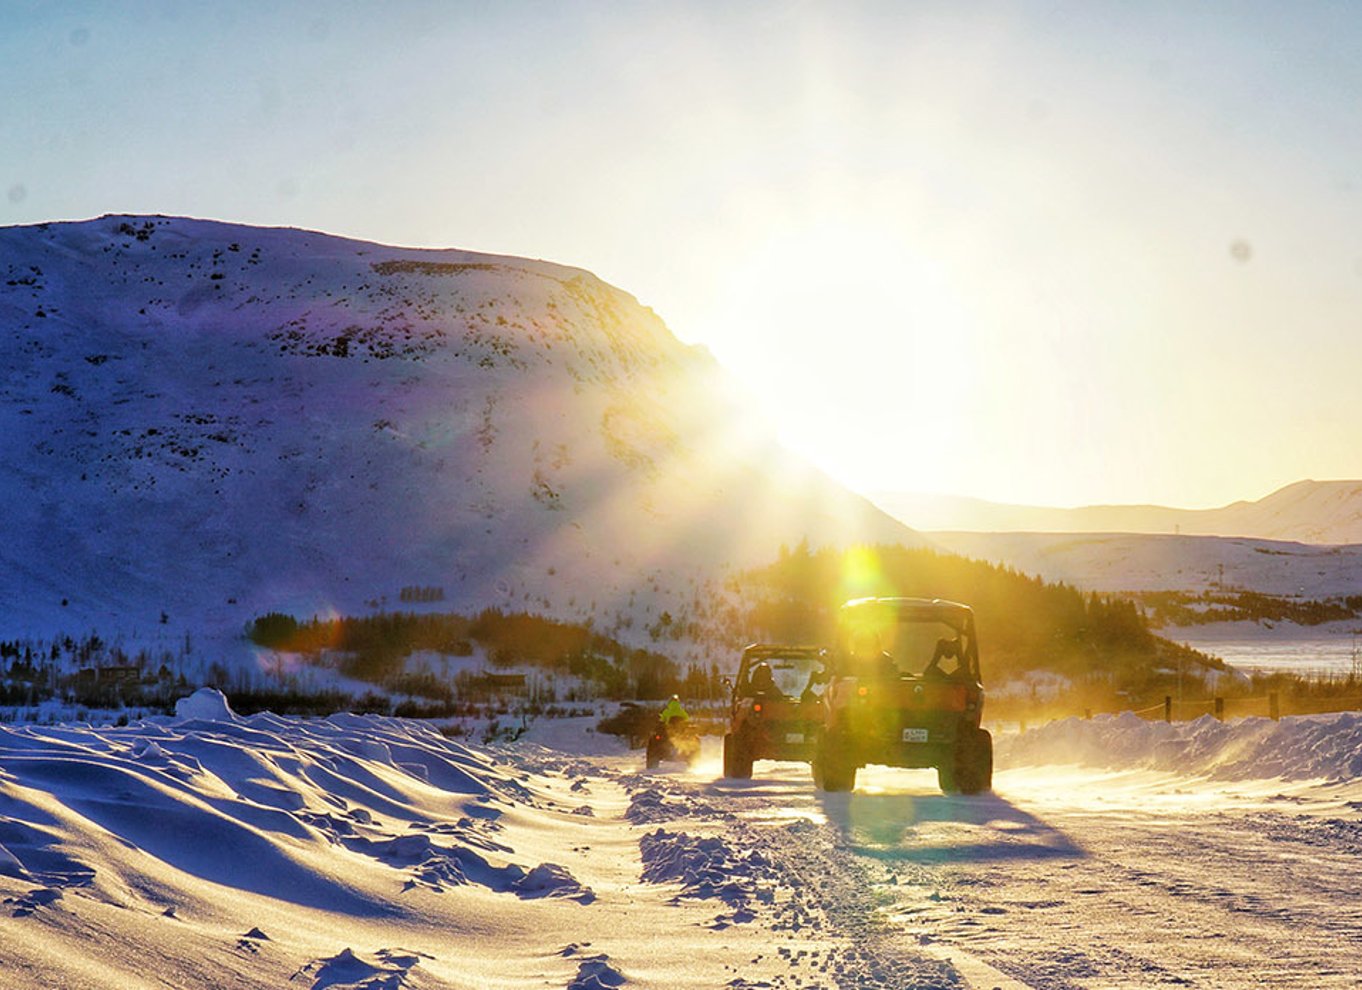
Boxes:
[659,698,689,723]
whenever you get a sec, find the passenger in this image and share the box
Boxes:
[924,637,964,678]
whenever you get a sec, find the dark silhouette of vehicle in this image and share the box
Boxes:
[813,597,992,794]
[646,697,701,769]
[722,645,828,778]
[645,720,700,768]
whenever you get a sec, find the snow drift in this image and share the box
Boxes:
[5,694,1361,987]
[0,692,616,987]
[0,692,967,988]
[999,710,1362,781]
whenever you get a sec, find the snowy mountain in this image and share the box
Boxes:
[0,215,916,655]
[872,480,1362,545]
[927,530,1362,598]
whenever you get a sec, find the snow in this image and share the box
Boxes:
[173,686,238,721]
[999,709,1362,782]
[927,530,1362,598]
[2,705,1361,987]
[0,214,918,671]
[875,479,1362,545]
[514,713,630,757]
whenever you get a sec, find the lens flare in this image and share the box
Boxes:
[839,545,886,602]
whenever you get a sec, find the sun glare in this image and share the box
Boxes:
[839,545,886,602]
[701,221,980,495]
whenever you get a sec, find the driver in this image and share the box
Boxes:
[849,630,898,680]
[659,694,689,725]
[749,661,779,696]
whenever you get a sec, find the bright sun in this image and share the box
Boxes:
[700,220,980,495]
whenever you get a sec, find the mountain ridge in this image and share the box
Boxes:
[871,479,1362,545]
[1,214,918,664]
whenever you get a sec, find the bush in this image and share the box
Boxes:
[597,703,657,745]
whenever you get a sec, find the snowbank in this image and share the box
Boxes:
[173,686,238,721]
[999,710,1362,781]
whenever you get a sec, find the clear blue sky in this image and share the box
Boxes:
[6,1,1362,508]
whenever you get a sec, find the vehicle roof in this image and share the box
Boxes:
[740,644,826,659]
[839,597,975,624]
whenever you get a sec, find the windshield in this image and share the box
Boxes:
[840,617,973,679]
[738,651,824,698]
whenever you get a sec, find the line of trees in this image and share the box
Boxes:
[1136,590,1362,628]
[246,607,714,700]
[728,543,1196,685]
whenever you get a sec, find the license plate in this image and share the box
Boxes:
[784,732,805,744]
[902,728,929,743]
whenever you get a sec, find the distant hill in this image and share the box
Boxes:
[925,531,1362,598]
[0,215,917,664]
[872,480,1362,545]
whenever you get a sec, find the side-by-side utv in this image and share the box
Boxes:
[722,644,828,779]
[813,597,992,794]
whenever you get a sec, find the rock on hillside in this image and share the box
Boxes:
[0,215,916,655]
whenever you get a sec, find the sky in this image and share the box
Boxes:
[4,0,1362,510]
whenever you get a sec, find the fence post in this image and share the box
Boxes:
[1269,691,1280,721]
[1164,696,1172,722]
[1214,697,1224,720]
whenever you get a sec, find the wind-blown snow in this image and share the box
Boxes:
[0,693,610,986]
[999,710,1362,781]
[0,692,967,987]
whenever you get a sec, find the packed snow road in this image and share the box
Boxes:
[588,727,1362,990]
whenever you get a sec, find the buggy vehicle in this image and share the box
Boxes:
[813,597,992,794]
[722,645,827,779]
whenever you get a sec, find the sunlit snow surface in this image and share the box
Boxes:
[2,699,1361,988]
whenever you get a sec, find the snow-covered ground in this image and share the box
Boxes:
[926,531,1362,599]
[2,693,1360,988]
[874,479,1362,545]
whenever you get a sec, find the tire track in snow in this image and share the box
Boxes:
[619,773,965,990]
